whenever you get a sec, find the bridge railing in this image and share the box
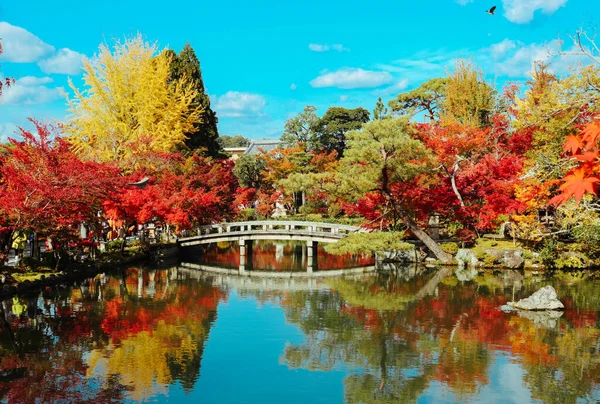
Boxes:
[183,221,361,238]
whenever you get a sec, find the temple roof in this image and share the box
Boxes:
[244,139,282,155]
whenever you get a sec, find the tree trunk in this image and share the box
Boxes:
[444,158,465,208]
[379,162,452,263]
[396,206,453,263]
[450,167,465,207]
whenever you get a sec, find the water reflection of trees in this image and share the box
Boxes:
[273,268,600,403]
[0,267,224,403]
[1,265,600,403]
[189,240,374,271]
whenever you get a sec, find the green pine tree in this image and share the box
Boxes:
[166,43,222,157]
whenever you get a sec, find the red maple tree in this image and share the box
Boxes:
[0,120,120,243]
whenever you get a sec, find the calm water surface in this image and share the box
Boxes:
[1,248,600,403]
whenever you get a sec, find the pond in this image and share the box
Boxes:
[0,256,600,402]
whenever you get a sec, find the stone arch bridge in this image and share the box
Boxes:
[177,221,362,273]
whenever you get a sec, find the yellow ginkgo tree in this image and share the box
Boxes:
[65,35,202,171]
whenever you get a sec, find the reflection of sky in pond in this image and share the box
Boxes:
[177,290,347,404]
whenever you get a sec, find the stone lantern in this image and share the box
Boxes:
[428,212,440,240]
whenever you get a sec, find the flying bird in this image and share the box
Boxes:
[486,5,496,15]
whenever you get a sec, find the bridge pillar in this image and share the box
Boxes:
[307,240,318,273]
[307,255,316,273]
[307,240,317,257]
[239,239,253,274]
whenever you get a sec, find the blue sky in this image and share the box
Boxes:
[0,0,595,140]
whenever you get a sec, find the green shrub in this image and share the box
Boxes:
[106,240,122,252]
[297,205,313,215]
[440,242,459,256]
[237,208,258,222]
[326,202,343,218]
[324,232,413,256]
[521,250,534,260]
[554,253,588,269]
[475,250,498,267]
[483,255,498,267]
[566,243,585,252]
[446,221,464,237]
[538,238,564,269]
[475,250,487,260]
[299,200,328,215]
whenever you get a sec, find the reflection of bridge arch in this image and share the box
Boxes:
[179,262,376,279]
[178,221,362,273]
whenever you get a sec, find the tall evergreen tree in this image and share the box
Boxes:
[313,107,370,158]
[373,97,389,120]
[166,43,222,157]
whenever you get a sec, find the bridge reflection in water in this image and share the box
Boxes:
[178,221,368,275]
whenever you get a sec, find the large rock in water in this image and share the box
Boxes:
[509,286,564,311]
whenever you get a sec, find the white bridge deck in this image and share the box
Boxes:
[178,220,361,247]
[178,221,364,275]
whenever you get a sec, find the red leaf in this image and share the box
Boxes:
[581,122,600,145]
[554,167,600,203]
[573,151,600,163]
[564,135,584,155]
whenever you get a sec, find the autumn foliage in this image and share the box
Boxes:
[0,120,120,240]
[0,120,247,254]
[550,119,600,205]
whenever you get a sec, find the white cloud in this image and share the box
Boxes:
[17,76,53,86]
[308,43,350,52]
[0,22,55,62]
[375,37,586,89]
[290,83,297,90]
[377,51,460,85]
[456,0,474,4]
[482,38,585,78]
[38,48,83,75]
[502,0,568,24]
[310,68,392,89]
[489,41,552,76]
[339,95,348,102]
[309,43,328,52]
[374,79,410,96]
[214,91,266,117]
[0,123,17,142]
[0,76,60,105]
[490,39,518,59]
[331,44,349,52]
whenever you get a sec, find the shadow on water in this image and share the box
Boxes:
[0,262,599,402]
